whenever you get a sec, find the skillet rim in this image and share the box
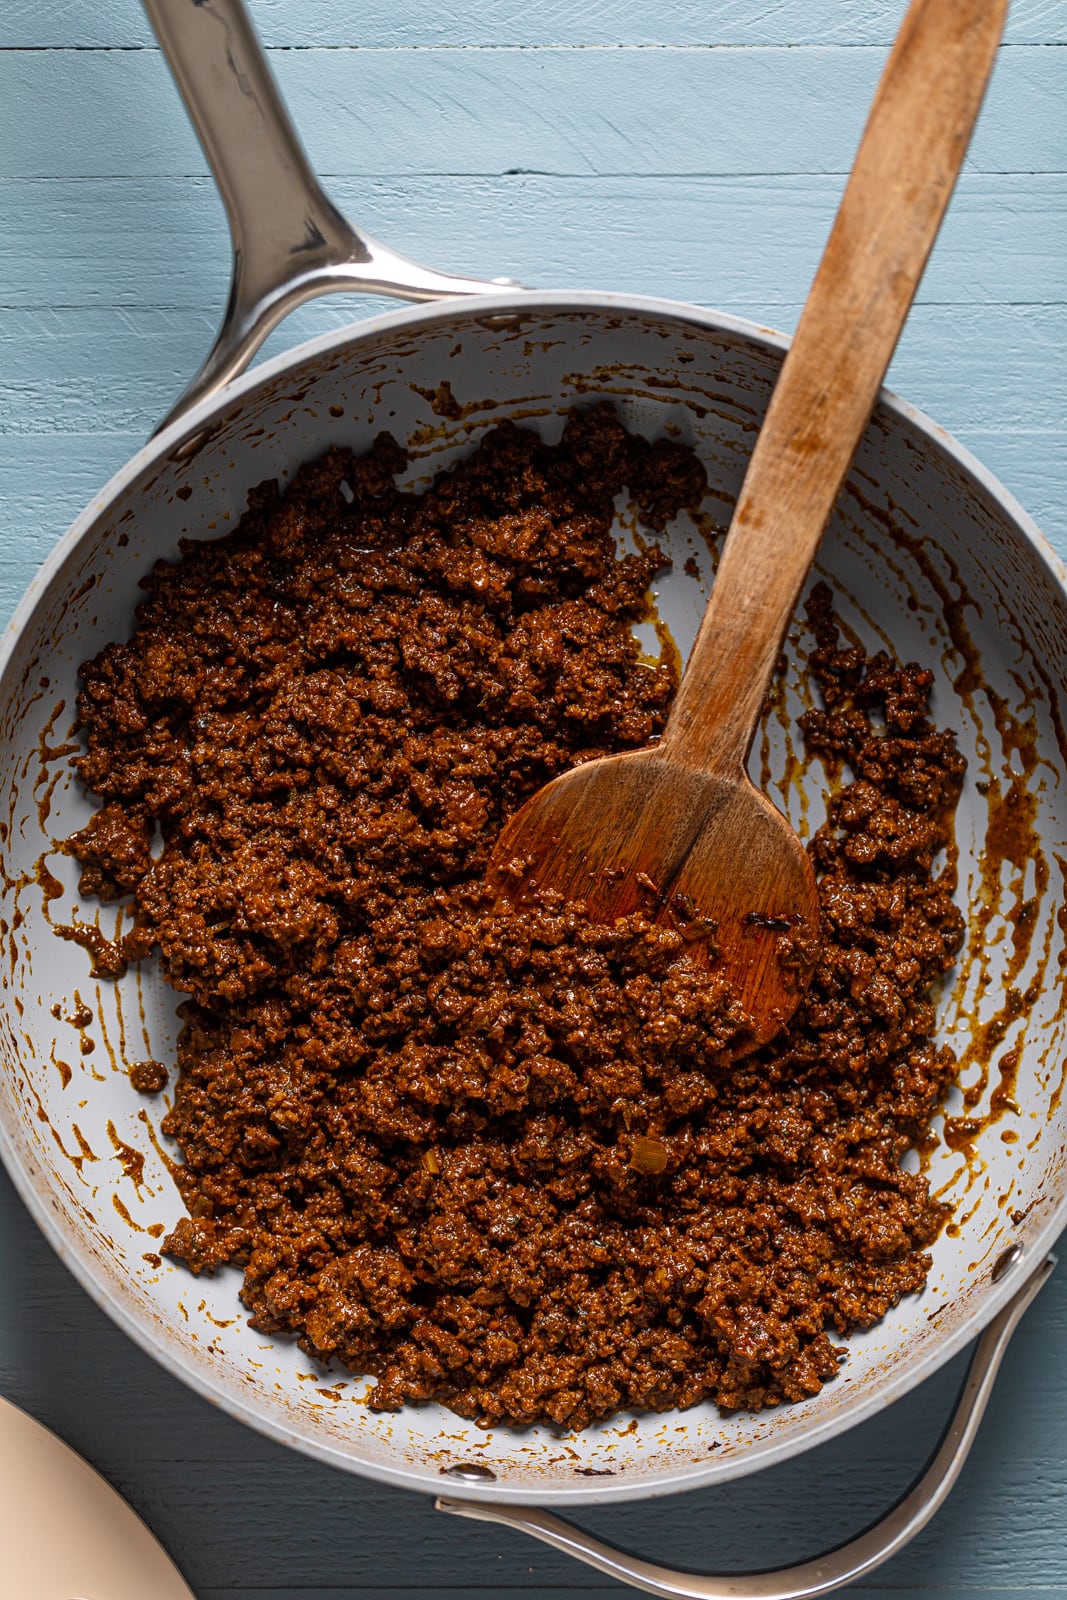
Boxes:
[0,288,1064,1506]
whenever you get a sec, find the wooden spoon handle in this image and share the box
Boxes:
[663,0,1008,774]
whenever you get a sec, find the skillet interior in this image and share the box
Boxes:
[1,296,1065,1504]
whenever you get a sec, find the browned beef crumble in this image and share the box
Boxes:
[68,404,965,1430]
[128,1058,168,1094]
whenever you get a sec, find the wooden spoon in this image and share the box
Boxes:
[487,0,1007,1049]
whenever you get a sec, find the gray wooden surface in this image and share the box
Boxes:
[1,1,1066,1595]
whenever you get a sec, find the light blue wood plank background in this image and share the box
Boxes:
[1,2,1065,1597]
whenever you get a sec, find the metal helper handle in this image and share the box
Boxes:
[439,1256,1055,1600]
[142,0,522,433]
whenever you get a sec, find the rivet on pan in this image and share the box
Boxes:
[442,1461,497,1482]
[991,1243,1024,1282]
[171,425,218,463]
[476,303,525,329]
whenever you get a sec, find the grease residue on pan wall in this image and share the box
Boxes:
[836,483,1063,1286]
[837,469,1066,1216]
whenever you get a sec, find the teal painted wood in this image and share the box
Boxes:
[4,0,1066,48]
[5,175,1065,309]
[1,1,1065,1596]
[3,45,1065,180]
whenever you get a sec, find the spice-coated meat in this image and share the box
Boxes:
[69,405,965,1430]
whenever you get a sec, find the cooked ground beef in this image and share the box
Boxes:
[68,404,965,1430]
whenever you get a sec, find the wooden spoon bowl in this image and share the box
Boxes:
[488,749,820,1049]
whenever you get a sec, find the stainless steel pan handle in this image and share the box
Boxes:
[142,0,521,433]
[439,1255,1054,1600]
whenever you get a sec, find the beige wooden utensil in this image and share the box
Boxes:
[0,1395,196,1600]
[487,0,1007,1050]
